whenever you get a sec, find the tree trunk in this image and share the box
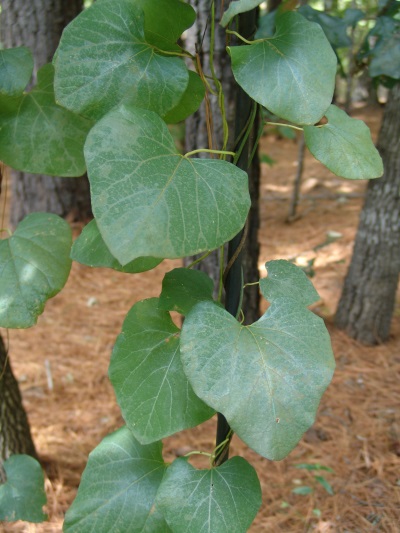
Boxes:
[0,334,37,481]
[335,85,400,344]
[184,0,260,324]
[0,0,92,228]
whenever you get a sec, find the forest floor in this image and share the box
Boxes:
[2,104,400,532]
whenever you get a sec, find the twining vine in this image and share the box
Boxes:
[0,0,384,530]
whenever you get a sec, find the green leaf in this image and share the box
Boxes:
[298,6,351,49]
[71,219,162,274]
[156,457,261,533]
[180,300,335,460]
[221,0,264,27]
[0,455,47,523]
[292,486,314,495]
[64,427,169,532]
[315,475,334,495]
[85,104,250,265]
[295,463,334,473]
[109,299,214,444]
[159,268,215,315]
[0,47,33,96]
[255,10,276,39]
[163,71,205,124]
[303,105,383,179]
[0,64,92,176]
[136,0,196,51]
[342,8,365,28]
[0,213,72,329]
[228,12,337,125]
[260,260,320,306]
[368,17,400,79]
[53,0,189,120]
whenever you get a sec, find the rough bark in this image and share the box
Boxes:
[0,334,37,481]
[335,85,400,344]
[0,0,92,228]
[184,0,260,324]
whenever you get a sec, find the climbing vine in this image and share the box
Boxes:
[0,0,383,530]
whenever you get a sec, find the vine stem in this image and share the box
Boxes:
[225,29,264,45]
[184,148,235,158]
[187,251,212,269]
[265,121,304,131]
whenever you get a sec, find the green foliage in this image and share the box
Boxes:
[180,294,335,461]
[71,219,162,273]
[365,16,400,79]
[0,47,33,96]
[163,71,205,124]
[298,6,352,49]
[293,463,335,496]
[53,0,190,120]
[303,105,383,179]
[85,104,250,265]
[221,0,264,27]
[0,213,72,328]
[229,12,337,125]
[109,298,214,444]
[63,427,169,532]
[0,455,47,523]
[156,456,262,532]
[0,1,386,529]
[159,268,215,315]
[0,64,92,176]
[260,260,320,306]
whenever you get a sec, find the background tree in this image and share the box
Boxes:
[0,334,37,481]
[185,0,261,324]
[0,0,91,228]
[0,0,89,482]
[335,82,400,344]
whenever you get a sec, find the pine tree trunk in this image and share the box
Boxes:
[184,0,260,324]
[335,85,400,344]
[0,334,37,481]
[0,0,92,228]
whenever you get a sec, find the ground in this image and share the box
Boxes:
[2,105,400,532]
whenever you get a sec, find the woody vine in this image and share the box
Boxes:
[0,0,382,530]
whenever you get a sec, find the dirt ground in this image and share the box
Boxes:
[2,105,400,532]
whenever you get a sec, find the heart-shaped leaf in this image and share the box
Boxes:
[304,105,383,179]
[0,455,47,523]
[221,0,264,28]
[156,457,261,533]
[163,71,205,124]
[136,0,196,51]
[159,268,215,315]
[53,0,189,120]
[0,47,33,96]
[109,299,214,444]
[71,219,162,273]
[229,11,337,125]
[0,212,72,328]
[180,300,335,460]
[0,64,92,176]
[85,104,250,265]
[64,427,169,532]
[260,260,320,306]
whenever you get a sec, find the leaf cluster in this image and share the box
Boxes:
[0,0,386,529]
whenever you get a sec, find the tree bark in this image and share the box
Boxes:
[0,0,92,228]
[184,0,260,324]
[0,334,37,481]
[335,85,400,344]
